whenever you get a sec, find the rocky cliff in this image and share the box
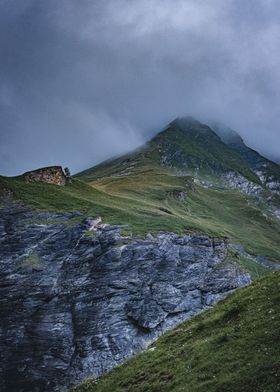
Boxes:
[23,166,67,186]
[0,195,251,392]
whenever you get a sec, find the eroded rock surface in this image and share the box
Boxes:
[0,196,251,392]
[224,171,263,196]
[23,166,67,186]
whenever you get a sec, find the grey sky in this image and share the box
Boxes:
[1,0,280,175]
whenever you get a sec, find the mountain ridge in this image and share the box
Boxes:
[77,117,280,193]
[0,117,280,391]
[1,117,280,262]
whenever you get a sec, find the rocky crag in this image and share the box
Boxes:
[23,166,67,186]
[0,195,251,392]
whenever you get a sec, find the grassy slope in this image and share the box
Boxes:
[1,157,280,262]
[149,123,261,183]
[76,129,280,262]
[1,122,280,262]
[72,272,280,392]
[77,120,263,184]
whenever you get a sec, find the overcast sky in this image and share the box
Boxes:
[1,0,280,176]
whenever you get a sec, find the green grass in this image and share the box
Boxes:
[238,254,271,280]
[72,124,280,262]
[21,253,42,268]
[150,122,262,183]
[1,158,280,263]
[1,123,279,262]
[224,249,271,280]
[83,165,280,262]
[71,272,280,392]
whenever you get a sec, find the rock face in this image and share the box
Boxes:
[23,166,67,186]
[0,196,251,392]
[224,171,263,196]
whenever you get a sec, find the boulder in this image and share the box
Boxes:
[23,166,67,186]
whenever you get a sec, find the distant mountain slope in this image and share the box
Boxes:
[1,118,280,263]
[212,122,280,193]
[72,272,280,392]
[74,117,280,262]
[151,117,260,183]
[78,117,280,194]
[77,117,261,184]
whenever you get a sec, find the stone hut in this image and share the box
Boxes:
[23,166,67,186]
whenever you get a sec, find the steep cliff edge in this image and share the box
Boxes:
[0,195,251,391]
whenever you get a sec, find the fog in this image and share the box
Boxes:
[1,0,280,175]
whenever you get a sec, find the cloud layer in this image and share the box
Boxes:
[1,0,280,175]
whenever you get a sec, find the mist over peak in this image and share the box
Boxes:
[210,122,244,146]
[1,0,280,175]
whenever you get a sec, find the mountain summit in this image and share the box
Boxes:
[0,118,280,392]
[78,117,280,196]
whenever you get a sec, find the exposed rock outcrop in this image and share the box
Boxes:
[0,196,251,392]
[23,166,67,186]
[224,171,263,196]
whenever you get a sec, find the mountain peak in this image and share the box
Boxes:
[171,116,200,127]
[170,117,245,148]
[170,116,214,134]
[211,122,244,147]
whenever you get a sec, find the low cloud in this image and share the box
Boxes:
[0,0,280,175]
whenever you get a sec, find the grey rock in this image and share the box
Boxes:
[224,172,263,196]
[0,196,252,391]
